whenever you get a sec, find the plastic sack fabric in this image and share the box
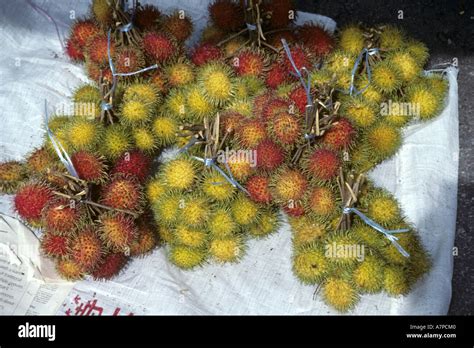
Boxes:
[0,0,458,315]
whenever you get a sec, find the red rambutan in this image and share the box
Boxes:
[130,222,157,257]
[255,139,285,171]
[66,38,84,61]
[69,19,101,49]
[190,43,223,66]
[221,110,245,133]
[262,97,291,122]
[304,148,341,181]
[71,151,107,183]
[98,213,137,251]
[71,228,103,270]
[56,258,84,280]
[283,203,306,217]
[289,86,309,114]
[41,232,69,258]
[281,45,310,74]
[142,32,177,64]
[298,23,334,56]
[252,91,273,118]
[42,199,83,234]
[322,118,356,150]
[209,0,245,32]
[86,61,113,82]
[246,175,272,203]
[14,182,53,226]
[114,47,145,74]
[86,34,114,66]
[163,11,194,42]
[111,150,152,183]
[234,50,266,77]
[235,120,267,148]
[100,176,144,213]
[269,112,301,146]
[266,62,290,89]
[267,30,298,49]
[92,252,128,280]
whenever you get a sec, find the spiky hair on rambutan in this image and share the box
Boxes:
[56,258,85,280]
[304,184,338,220]
[73,84,101,117]
[406,80,445,120]
[123,82,160,106]
[98,212,137,252]
[134,4,161,31]
[248,207,281,238]
[261,97,291,123]
[111,150,152,183]
[100,175,145,214]
[197,62,235,106]
[292,243,330,284]
[159,156,197,191]
[359,187,403,227]
[86,61,113,82]
[132,127,157,154]
[71,150,107,183]
[267,30,298,49]
[289,215,328,247]
[338,25,365,55]
[41,231,69,258]
[86,33,114,67]
[162,10,194,42]
[42,198,85,234]
[120,100,153,125]
[164,59,195,88]
[130,222,158,257]
[301,147,341,182]
[210,236,245,263]
[280,44,311,75]
[172,224,208,249]
[379,25,405,51]
[255,139,285,172]
[185,85,216,122]
[100,124,132,160]
[246,174,272,204]
[321,117,356,150]
[405,39,429,67]
[14,181,53,227]
[265,61,291,89]
[230,193,261,226]
[201,25,227,45]
[221,110,245,134]
[208,0,245,32]
[91,0,114,26]
[371,60,402,94]
[168,245,207,269]
[142,31,178,65]
[92,251,129,280]
[207,207,238,238]
[387,50,422,83]
[151,115,178,146]
[270,167,308,207]
[178,193,211,228]
[67,19,101,60]
[0,161,27,194]
[235,119,267,148]
[267,111,302,147]
[232,48,268,77]
[70,227,104,271]
[113,46,145,75]
[66,117,103,151]
[289,85,310,115]
[363,121,402,164]
[201,168,236,202]
[297,22,334,56]
[261,0,296,29]
[323,276,359,312]
[190,43,223,67]
[341,96,378,129]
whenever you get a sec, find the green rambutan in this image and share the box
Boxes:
[41,232,69,258]
[190,43,223,67]
[100,175,144,213]
[133,127,157,153]
[100,124,132,159]
[405,39,429,66]
[255,139,285,171]
[91,0,114,26]
[185,85,216,122]
[406,81,444,120]
[248,208,280,238]
[365,122,402,162]
[134,4,161,31]
[246,175,272,203]
[169,245,206,269]
[302,148,341,181]
[351,223,386,249]
[111,150,151,183]
[380,231,415,266]
[202,169,236,201]
[424,74,448,97]
[72,84,101,118]
[163,11,194,42]
[146,176,167,203]
[56,258,84,280]
[98,212,137,252]
[268,112,301,146]
[339,25,365,55]
[388,50,422,83]
[92,252,128,280]
[325,50,356,74]
[123,82,159,105]
[208,0,244,32]
[153,193,182,226]
[70,228,103,271]
[179,194,210,228]
[198,62,235,106]
[173,224,208,248]
[130,222,157,257]
[261,0,296,29]
[160,157,196,191]
[361,189,401,226]
[142,31,177,64]
[357,75,383,104]
[210,236,244,263]
[232,76,265,100]
[42,199,83,234]
[71,150,107,183]
[14,181,53,226]
[323,277,359,312]
[293,244,329,284]
[208,208,238,238]
[342,96,377,128]
[379,25,405,51]
[349,144,377,174]
[0,161,27,194]
[66,118,102,151]
[371,60,402,94]
[270,167,307,205]
[120,100,153,125]
[322,118,356,150]
[164,88,187,120]
[298,23,334,56]
[165,60,195,88]
[383,265,409,296]
[289,216,327,247]
[231,194,260,226]
[152,115,178,146]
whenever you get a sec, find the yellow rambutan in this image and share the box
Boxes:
[406,82,444,120]
[152,193,182,226]
[293,245,329,284]
[169,245,206,269]
[67,117,102,151]
[152,115,178,146]
[164,88,187,120]
[379,25,405,51]
[146,176,167,203]
[208,208,238,238]
[198,62,234,106]
[248,208,280,238]
[388,51,422,82]
[371,61,402,94]
[339,25,365,55]
[209,236,244,263]
[290,216,328,247]
[342,96,377,128]
[165,60,195,87]
[202,169,236,201]
[186,85,216,122]
[160,157,196,190]
[100,124,131,159]
[179,194,210,227]
[323,277,359,312]
[231,194,260,226]
[405,39,429,66]
[133,127,157,153]
[363,189,401,226]
[353,255,385,293]
[365,122,401,162]
[173,224,208,248]
[383,265,409,296]
[120,100,153,125]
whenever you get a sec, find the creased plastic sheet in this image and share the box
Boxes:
[0,0,458,315]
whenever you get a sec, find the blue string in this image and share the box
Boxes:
[347,48,379,96]
[343,206,410,257]
[44,100,79,178]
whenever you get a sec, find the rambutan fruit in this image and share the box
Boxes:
[134,4,161,31]
[248,208,280,238]
[73,84,101,117]
[252,91,273,118]
[111,150,151,183]
[283,202,306,217]
[246,175,272,203]
[173,224,208,248]
[66,118,102,152]
[266,62,290,89]
[190,43,223,67]
[371,61,402,94]
[233,76,265,99]
[235,119,266,148]
[92,252,128,280]
[325,50,356,74]
[70,228,103,271]
[198,62,235,106]
[160,157,196,191]
[120,100,153,125]
[267,30,298,49]
[270,167,307,207]
[221,110,244,134]
[91,0,114,26]
[202,169,236,201]
[292,245,329,284]
[164,88,187,120]
[405,39,429,67]
[383,265,409,296]
[165,60,195,88]
[152,115,178,146]
[342,96,377,128]
[133,127,157,153]
[322,118,356,150]
[324,231,361,267]
[123,83,159,106]
[351,223,386,249]
[350,144,377,174]
[268,112,301,146]
[382,98,413,127]
[86,34,114,67]
[231,194,260,226]
[365,122,401,162]
[353,255,385,293]
[98,212,137,252]
[130,222,157,257]
[302,148,341,181]
[149,70,168,94]
[86,61,112,82]
[379,25,405,51]
[142,31,177,64]
[71,151,107,183]
[208,0,244,32]
[261,0,296,29]
[14,182,53,226]
[114,46,145,75]
[56,258,84,280]
[381,233,416,266]
[339,25,365,55]
[406,82,444,120]
[146,176,166,203]
[100,124,132,159]
[185,85,216,121]
[227,157,252,181]
[233,49,266,77]
[208,208,238,238]
[323,277,359,312]
[306,185,337,218]
[281,45,310,75]
[153,193,182,226]
[262,98,291,123]
[69,18,101,51]
[356,75,383,105]
[0,161,27,194]
[100,175,144,213]
[388,51,422,83]
[66,37,84,61]
[41,232,69,258]
[298,23,334,56]
[424,74,448,97]
[179,194,210,228]
[42,199,83,234]
[275,82,294,99]
[210,236,244,263]
[289,216,327,247]
[227,98,253,117]
[289,86,309,114]
[163,11,194,42]
[169,245,206,269]
[255,139,285,171]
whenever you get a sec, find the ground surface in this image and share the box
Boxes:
[296,0,474,315]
